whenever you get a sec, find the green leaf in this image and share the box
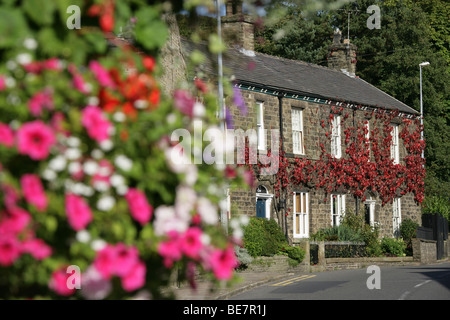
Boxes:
[23,0,56,26]
[134,7,168,51]
[0,8,29,48]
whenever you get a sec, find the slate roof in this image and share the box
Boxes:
[181,39,419,115]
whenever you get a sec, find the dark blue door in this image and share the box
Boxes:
[256,198,266,218]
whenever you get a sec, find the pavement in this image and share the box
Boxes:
[168,271,293,300]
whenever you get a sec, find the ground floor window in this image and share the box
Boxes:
[293,192,308,238]
[364,197,376,227]
[331,194,345,227]
[393,197,402,237]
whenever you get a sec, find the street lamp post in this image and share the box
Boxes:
[419,61,430,161]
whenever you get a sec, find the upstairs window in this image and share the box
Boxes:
[292,108,305,155]
[331,115,342,158]
[391,124,399,164]
[256,101,265,150]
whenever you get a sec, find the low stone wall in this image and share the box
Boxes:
[246,255,308,273]
[412,238,437,264]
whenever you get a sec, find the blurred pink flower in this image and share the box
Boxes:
[208,245,238,280]
[0,123,14,147]
[0,207,31,235]
[180,227,203,260]
[125,188,153,226]
[72,73,89,93]
[0,76,6,91]
[174,90,195,117]
[113,243,140,277]
[21,174,48,211]
[1,184,20,209]
[42,58,62,71]
[0,236,21,266]
[89,61,115,88]
[21,238,52,260]
[17,120,56,160]
[157,231,182,268]
[65,193,93,231]
[81,105,112,142]
[28,89,54,117]
[94,244,117,279]
[93,243,146,292]
[121,261,146,292]
[49,268,76,296]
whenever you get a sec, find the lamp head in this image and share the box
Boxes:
[419,62,430,67]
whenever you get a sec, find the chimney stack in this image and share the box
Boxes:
[327,28,357,76]
[222,0,255,51]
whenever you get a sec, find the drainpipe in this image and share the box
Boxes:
[277,93,288,240]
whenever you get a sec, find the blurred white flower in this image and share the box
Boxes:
[113,111,126,122]
[23,38,38,50]
[88,96,99,106]
[97,196,115,211]
[66,136,81,148]
[83,160,99,175]
[91,239,107,251]
[99,139,113,151]
[116,185,129,196]
[134,99,148,109]
[197,197,218,225]
[91,149,104,159]
[68,161,82,174]
[48,155,67,172]
[114,155,133,171]
[65,148,82,160]
[92,180,110,192]
[193,102,205,118]
[153,205,188,236]
[110,174,125,187]
[76,230,91,243]
[42,169,57,181]
[16,53,32,65]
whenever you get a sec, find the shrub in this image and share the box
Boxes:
[284,246,305,263]
[242,217,288,257]
[234,246,253,270]
[380,237,406,257]
[400,218,419,255]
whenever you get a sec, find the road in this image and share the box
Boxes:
[229,261,450,300]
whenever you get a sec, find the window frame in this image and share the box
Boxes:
[391,124,400,164]
[293,192,309,238]
[292,107,305,155]
[331,194,345,227]
[393,197,402,238]
[256,101,265,151]
[331,115,342,158]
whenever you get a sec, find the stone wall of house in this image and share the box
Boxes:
[227,88,422,242]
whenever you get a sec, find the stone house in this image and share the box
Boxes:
[177,5,423,243]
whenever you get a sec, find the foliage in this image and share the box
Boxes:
[399,218,418,256]
[0,0,251,299]
[242,217,288,257]
[380,237,406,257]
[282,246,305,265]
[399,218,419,243]
[234,246,253,269]
[422,195,450,220]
